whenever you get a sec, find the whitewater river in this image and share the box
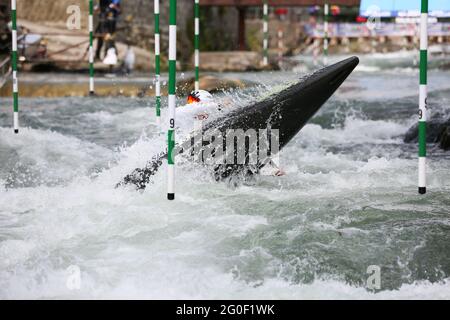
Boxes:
[0,51,449,299]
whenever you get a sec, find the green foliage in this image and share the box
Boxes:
[195,7,236,51]
[246,25,261,52]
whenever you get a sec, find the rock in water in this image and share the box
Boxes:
[439,127,450,150]
[404,115,450,151]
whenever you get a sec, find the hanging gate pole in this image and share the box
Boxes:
[154,0,161,127]
[167,0,177,201]
[11,0,19,134]
[263,0,269,66]
[278,28,283,67]
[194,0,200,91]
[323,2,329,65]
[418,0,428,195]
[89,0,95,95]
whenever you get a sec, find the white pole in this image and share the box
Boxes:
[89,0,95,95]
[167,0,177,200]
[323,2,329,65]
[278,29,283,67]
[263,0,268,66]
[154,0,161,128]
[194,0,200,91]
[418,0,428,194]
[11,0,19,133]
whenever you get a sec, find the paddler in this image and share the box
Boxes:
[186,90,285,176]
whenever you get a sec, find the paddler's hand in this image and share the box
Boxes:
[274,169,286,177]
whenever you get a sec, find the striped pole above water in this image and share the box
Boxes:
[277,29,283,66]
[167,0,177,201]
[154,0,161,127]
[263,0,269,66]
[194,0,200,91]
[11,0,18,133]
[418,0,428,195]
[88,0,95,95]
[323,2,329,65]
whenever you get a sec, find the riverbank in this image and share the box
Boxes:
[0,73,249,98]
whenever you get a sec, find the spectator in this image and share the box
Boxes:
[94,0,121,60]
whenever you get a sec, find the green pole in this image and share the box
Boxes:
[11,0,18,134]
[194,0,200,91]
[89,0,95,95]
[263,0,268,66]
[418,0,428,194]
[167,0,177,200]
[154,0,161,127]
[324,2,329,65]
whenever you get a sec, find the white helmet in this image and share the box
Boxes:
[187,90,213,104]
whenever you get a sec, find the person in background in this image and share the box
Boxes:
[94,0,121,61]
[122,44,135,74]
[106,0,121,34]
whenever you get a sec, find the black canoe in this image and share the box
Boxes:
[119,56,359,189]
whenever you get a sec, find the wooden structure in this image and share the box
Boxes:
[200,0,360,5]
[201,1,361,49]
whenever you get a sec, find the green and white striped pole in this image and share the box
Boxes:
[11,0,18,134]
[263,0,269,66]
[194,0,200,91]
[278,28,283,66]
[89,0,95,95]
[167,0,177,201]
[323,2,329,65]
[154,0,161,127]
[418,0,428,195]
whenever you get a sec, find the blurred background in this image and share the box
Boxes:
[0,1,449,79]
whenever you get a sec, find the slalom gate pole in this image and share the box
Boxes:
[263,0,268,66]
[313,38,320,66]
[11,0,18,133]
[278,29,283,67]
[194,0,200,91]
[418,0,428,195]
[167,0,177,201]
[413,24,419,66]
[371,30,376,53]
[154,0,161,127]
[323,2,329,65]
[89,0,95,95]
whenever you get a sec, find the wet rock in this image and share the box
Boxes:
[404,114,450,151]
[439,126,450,150]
